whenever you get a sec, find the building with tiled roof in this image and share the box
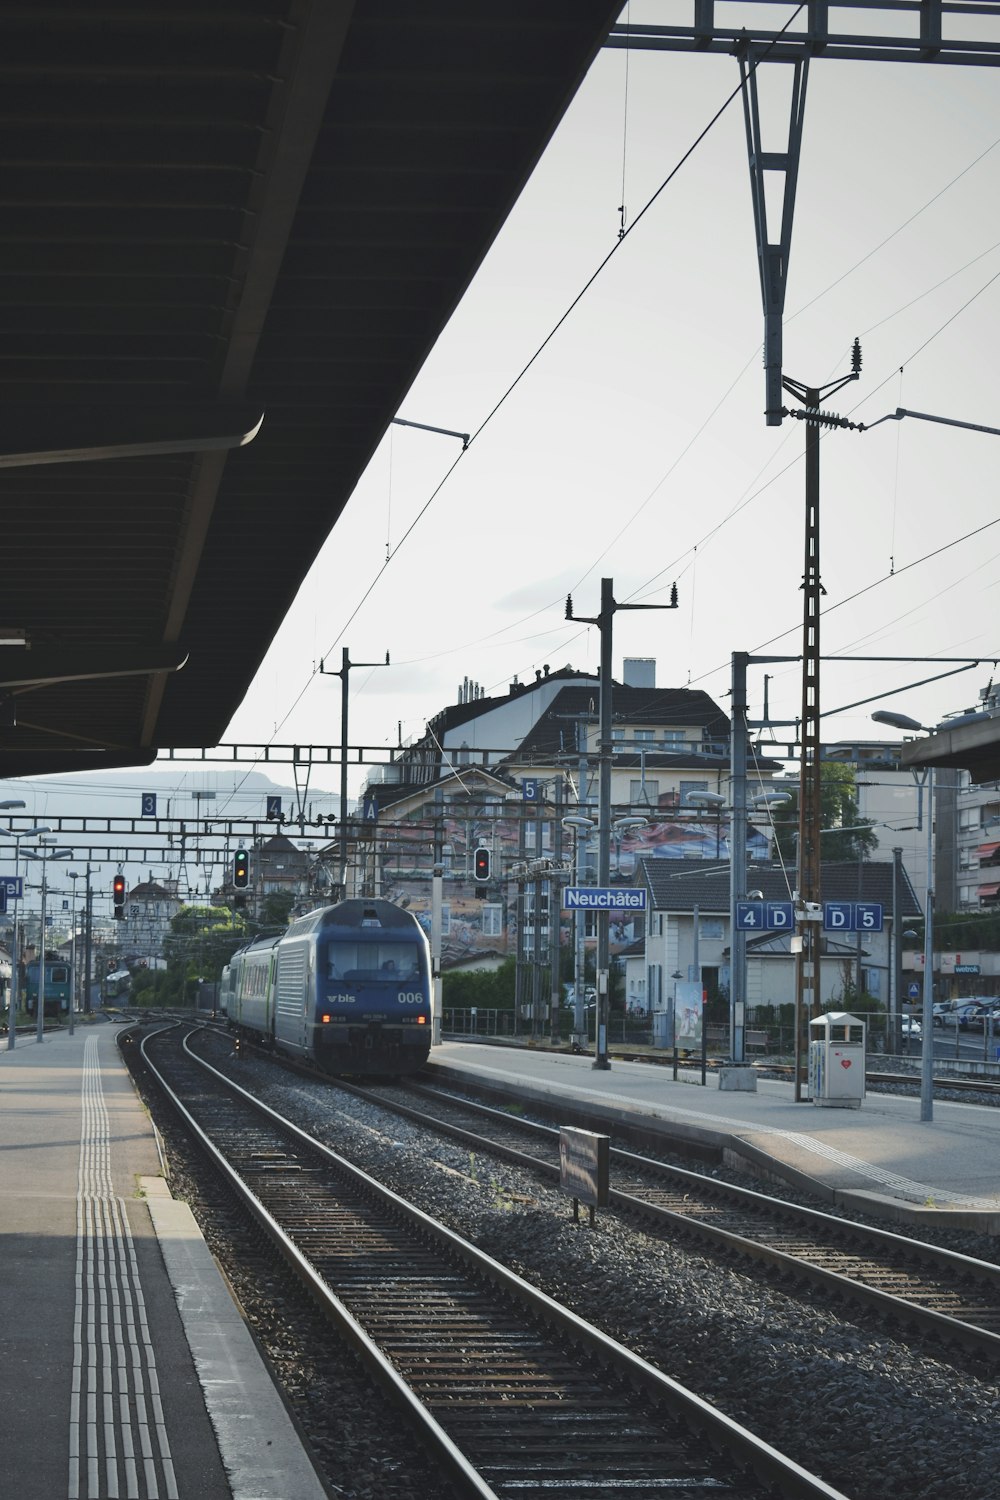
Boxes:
[640,857,923,1021]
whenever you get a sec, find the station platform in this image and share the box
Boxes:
[0,1020,328,1500]
[424,1040,1000,1235]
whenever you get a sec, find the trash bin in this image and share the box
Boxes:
[808,1011,866,1108]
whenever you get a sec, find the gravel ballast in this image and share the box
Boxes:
[134,1035,1000,1500]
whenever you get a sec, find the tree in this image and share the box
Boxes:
[163,905,247,986]
[772,764,878,864]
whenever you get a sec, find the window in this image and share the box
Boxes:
[680,780,709,805]
[629,779,659,803]
[482,905,503,937]
[633,729,655,743]
[662,729,684,745]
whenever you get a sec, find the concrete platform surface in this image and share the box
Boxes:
[0,1022,329,1500]
[424,1040,1000,1234]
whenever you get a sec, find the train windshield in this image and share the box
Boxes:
[328,942,421,981]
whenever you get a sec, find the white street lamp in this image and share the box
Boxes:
[3,820,51,1050]
[872,709,936,1122]
[24,844,73,1042]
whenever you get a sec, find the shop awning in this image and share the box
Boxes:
[978,841,1000,862]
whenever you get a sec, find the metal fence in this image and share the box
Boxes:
[441,1006,1000,1063]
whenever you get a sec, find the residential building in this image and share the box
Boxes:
[117,876,182,961]
[357,660,784,976]
[640,857,922,1024]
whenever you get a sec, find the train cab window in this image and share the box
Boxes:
[52,967,68,983]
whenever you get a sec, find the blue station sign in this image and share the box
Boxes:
[735,901,794,931]
[823,902,884,933]
[562,886,647,911]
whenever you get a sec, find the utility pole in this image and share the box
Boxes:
[567,577,678,1069]
[319,647,390,899]
[549,778,564,1045]
[783,343,862,1100]
[83,867,93,1012]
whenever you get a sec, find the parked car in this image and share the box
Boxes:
[961,1001,1000,1032]
[932,1000,958,1026]
[900,1014,921,1037]
[940,1001,989,1029]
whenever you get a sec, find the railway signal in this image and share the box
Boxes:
[234,848,249,889]
[473,846,491,883]
[113,873,125,918]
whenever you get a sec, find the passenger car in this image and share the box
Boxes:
[900,1014,921,1037]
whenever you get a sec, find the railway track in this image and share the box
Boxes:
[144,1023,847,1500]
[316,1072,1000,1367]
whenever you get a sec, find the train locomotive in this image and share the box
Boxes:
[223,898,432,1077]
[24,957,72,1019]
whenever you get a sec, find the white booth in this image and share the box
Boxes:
[808,1011,866,1108]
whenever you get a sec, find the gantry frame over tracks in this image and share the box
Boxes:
[611,2,1000,1080]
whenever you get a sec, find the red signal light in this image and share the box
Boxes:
[113,875,126,909]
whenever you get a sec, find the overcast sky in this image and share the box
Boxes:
[11,10,1000,845]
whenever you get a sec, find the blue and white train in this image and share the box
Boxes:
[222,898,432,1077]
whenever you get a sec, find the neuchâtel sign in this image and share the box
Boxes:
[562,886,647,911]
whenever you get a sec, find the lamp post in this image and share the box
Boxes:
[2,816,51,1049]
[872,710,936,1122]
[562,815,595,1049]
[671,969,683,1080]
[24,842,73,1042]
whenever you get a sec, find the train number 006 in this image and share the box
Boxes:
[397,992,425,1004]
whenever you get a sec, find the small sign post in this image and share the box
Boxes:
[559,1126,610,1225]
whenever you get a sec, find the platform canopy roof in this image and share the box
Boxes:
[0,0,620,780]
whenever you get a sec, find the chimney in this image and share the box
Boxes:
[623,658,656,689]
